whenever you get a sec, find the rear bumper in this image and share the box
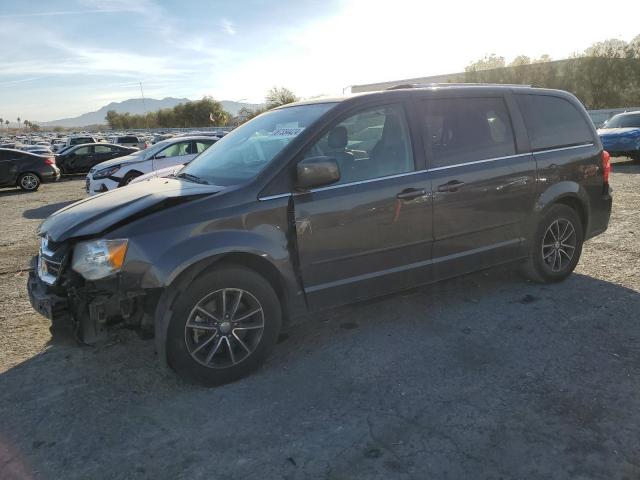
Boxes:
[586,191,613,240]
[41,166,60,183]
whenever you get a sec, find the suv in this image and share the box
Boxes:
[109,135,149,150]
[28,86,612,386]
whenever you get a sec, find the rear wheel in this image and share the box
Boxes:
[521,204,584,283]
[167,265,282,386]
[18,172,40,192]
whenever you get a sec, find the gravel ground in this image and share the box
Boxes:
[0,163,639,480]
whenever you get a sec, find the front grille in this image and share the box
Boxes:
[37,236,68,285]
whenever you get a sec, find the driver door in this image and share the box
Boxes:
[292,103,433,309]
[66,145,91,173]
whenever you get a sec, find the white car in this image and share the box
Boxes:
[85,136,217,195]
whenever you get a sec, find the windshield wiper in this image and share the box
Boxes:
[176,172,209,185]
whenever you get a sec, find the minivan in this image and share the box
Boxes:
[28,85,612,385]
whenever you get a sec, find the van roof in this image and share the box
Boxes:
[279,84,554,109]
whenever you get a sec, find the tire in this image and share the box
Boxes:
[119,171,141,187]
[520,204,584,283]
[167,264,282,386]
[18,172,41,192]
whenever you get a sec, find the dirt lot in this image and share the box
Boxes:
[1,163,639,480]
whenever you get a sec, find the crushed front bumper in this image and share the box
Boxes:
[27,270,72,328]
[28,256,149,344]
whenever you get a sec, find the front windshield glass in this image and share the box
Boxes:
[180,103,336,186]
[605,114,640,128]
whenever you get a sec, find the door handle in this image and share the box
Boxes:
[396,188,426,200]
[437,180,465,192]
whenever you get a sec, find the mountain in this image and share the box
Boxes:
[39,97,262,127]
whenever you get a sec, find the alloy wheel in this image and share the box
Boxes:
[184,288,265,369]
[541,218,576,273]
[20,174,39,190]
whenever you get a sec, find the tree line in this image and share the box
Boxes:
[463,35,640,109]
[104,87,299,130]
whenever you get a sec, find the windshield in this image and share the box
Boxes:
[180,103,336,186]
[605,114,640,128]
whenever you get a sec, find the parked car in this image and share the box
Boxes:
[597,111,640,161]
[56,143,137,174]
[64,135,98,149]
[108,135,149,150]
[28,85,612,386]
[0,148,59,191]
[51,139,68,152]
[21,145,54,156]
[85,136,216,195]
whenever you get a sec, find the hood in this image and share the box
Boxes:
[130,164,184,184]
[89,152,149,172]
[40,178,222,242]
[597,127,640,136]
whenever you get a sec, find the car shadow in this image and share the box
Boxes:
[0,188,30,198]
[23,200,76,219]
[1,269,640,478]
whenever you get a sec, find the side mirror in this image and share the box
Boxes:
[296,156,340,190]
[154,153,166,159]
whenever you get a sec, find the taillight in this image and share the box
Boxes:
[602,150,611,184]
[44,157,56,165]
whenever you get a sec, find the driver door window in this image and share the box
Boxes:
[303,104,414,185]
[155,141,192,169]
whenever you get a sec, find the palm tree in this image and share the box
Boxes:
[4,120,8,129]
[24,119,29,131]
[17,117,20,129]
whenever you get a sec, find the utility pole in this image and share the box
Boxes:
[139,81,148,130]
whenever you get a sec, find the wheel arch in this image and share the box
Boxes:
[153,250,300,368]
[534,181,589,233]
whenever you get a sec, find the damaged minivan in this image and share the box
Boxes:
[28,85,612,385]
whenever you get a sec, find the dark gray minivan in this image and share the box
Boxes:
[28,85,612,385]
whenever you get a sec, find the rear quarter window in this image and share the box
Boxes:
[516,94,593,151]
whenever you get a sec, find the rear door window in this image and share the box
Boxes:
[421,97,516,168]
[515,94,593,150]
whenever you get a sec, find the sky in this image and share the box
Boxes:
[1,0,639,122]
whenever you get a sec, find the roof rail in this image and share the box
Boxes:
[386,82,532,90]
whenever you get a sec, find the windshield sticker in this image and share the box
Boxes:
[270,127,304,137]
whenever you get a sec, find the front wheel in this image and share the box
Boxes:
[167,265,282,386]
[521,204,584,283]
[119,171,141,187]
[18,172,40,191]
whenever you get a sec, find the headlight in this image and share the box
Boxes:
[72,239,128,280]
[93,165,121,179]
